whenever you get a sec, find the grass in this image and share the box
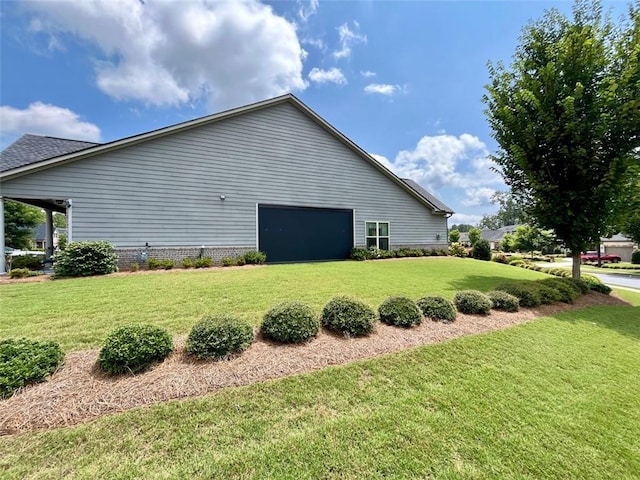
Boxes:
[0,297,638,478]
[0,258,551,351]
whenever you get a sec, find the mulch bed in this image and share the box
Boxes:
[0,292,629,436]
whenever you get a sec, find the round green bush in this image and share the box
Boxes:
[568,277,590,295]
[509,259,525,267]
[98,324,174,375]
[534,283,564,304]
[487,290,520,312]
[472,239,492,261]
[53,241,118,277]
[495,283,542,307]
[261,302,319,344]
[632,249,640,265]
[321,296,376,337]
[581,275,612,295]
[378,297,422,328]
[417,296,457,323]
[186,315,254,360]
[0,338,64,398]
[539,278,581,303]
[453,290,492,315]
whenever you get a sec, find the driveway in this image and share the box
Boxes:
[536,258,640,291]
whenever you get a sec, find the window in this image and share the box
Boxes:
[366,221,390,250]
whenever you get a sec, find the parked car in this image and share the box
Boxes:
[580,252,621,263]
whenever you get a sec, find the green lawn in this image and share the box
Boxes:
[0,258,551,351]
[1,294,638,479]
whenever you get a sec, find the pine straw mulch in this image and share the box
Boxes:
[0,292,630,436]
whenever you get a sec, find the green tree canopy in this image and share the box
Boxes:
[468,227,482,246]
[449,229,461,243]
[478,191,525,229]
[3,200,44,250]
[513,225,556,258]
[449,224,474,233]
[484,0,640,277]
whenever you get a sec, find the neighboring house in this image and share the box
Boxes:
[0,94,453,271]
[481,225,519,250]
[601,234,636,263]
[33,224,65,250]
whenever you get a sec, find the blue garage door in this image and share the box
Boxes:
[258,205,353,263]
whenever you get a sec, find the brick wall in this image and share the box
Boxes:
[116,246,255,269]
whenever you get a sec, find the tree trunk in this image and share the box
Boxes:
[572,251,581,279]
[596,241,602,267]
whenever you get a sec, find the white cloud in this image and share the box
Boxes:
[461,187,496,207]
[308,67,347,85]
[449,213,483,226]
[360,70,376,78]
[0,102,101,142]
[297,0,319,22]
[370,153,394,171]
[364,83,404,96]
[372,133,504,209]
[24,0,307,110]
[333,21,367,59]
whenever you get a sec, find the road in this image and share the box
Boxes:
[537,259,640,291]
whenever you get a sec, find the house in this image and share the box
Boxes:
[482,225,519,250]
[0,94,453,273]
[601,234,636,263]
[33,224,66,250]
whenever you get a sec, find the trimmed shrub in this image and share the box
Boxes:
[130,262,140,272]
[186,315,254,360]
[350,247,372,261]
[8,268,39,279]
[448,242,467,258]
[417,296,457,323]
[509,259,525,267]
[453,290,492,315]
[261,302,320,344]
[10,255,43,270]
[322,296,376,337]
[568,278,591,294]
[472,239,492,261]
[53,241,117,277]
[194,257,213,268]
[235,256,247,266]
[539,278,581,303]
[378,296,422,328]
[630,250,640,264]
[495,283,542,307]
[487,290,520,312]
[0,338,64,398]
[582,275,612,295]
[534,283,563,304]
[98,325,174,375]
[148,258,175,270]
[492,253,509,264]
[243,250,267,265]
[221,257,235,267]
[181,258,194,269]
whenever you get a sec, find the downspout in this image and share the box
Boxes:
[66,199,73,243]
[0,197,5,275]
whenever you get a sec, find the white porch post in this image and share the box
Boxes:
[0,197,5,275]
[45,209,54,259]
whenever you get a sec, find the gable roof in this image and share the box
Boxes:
[0,134,99,172]
[400,178,453,214]
[0,94,453,216]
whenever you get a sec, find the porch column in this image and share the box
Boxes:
[45,209,54,259]
[0,197,5,275]
[66,199,72,242]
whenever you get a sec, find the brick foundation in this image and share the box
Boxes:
[116,246,255,270]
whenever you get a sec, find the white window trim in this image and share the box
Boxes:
[365,221,390,250]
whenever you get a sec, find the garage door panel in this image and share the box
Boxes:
[259,205,353,263]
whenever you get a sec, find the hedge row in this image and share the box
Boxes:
[3,276,595,396]
[350,247,448,261]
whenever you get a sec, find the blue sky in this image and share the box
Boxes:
[0,0,623,224]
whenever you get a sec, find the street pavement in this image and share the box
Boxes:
[537,258,640,291]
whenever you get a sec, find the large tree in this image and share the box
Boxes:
[3,200,44,250]
[478,191,526,229]
[484,0,640,278]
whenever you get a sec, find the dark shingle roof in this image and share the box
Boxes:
[400,178,454,214]
[0,134,100,172]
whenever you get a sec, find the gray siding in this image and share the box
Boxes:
[1,103,448,249]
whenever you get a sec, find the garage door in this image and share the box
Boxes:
[258,205,353,263]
